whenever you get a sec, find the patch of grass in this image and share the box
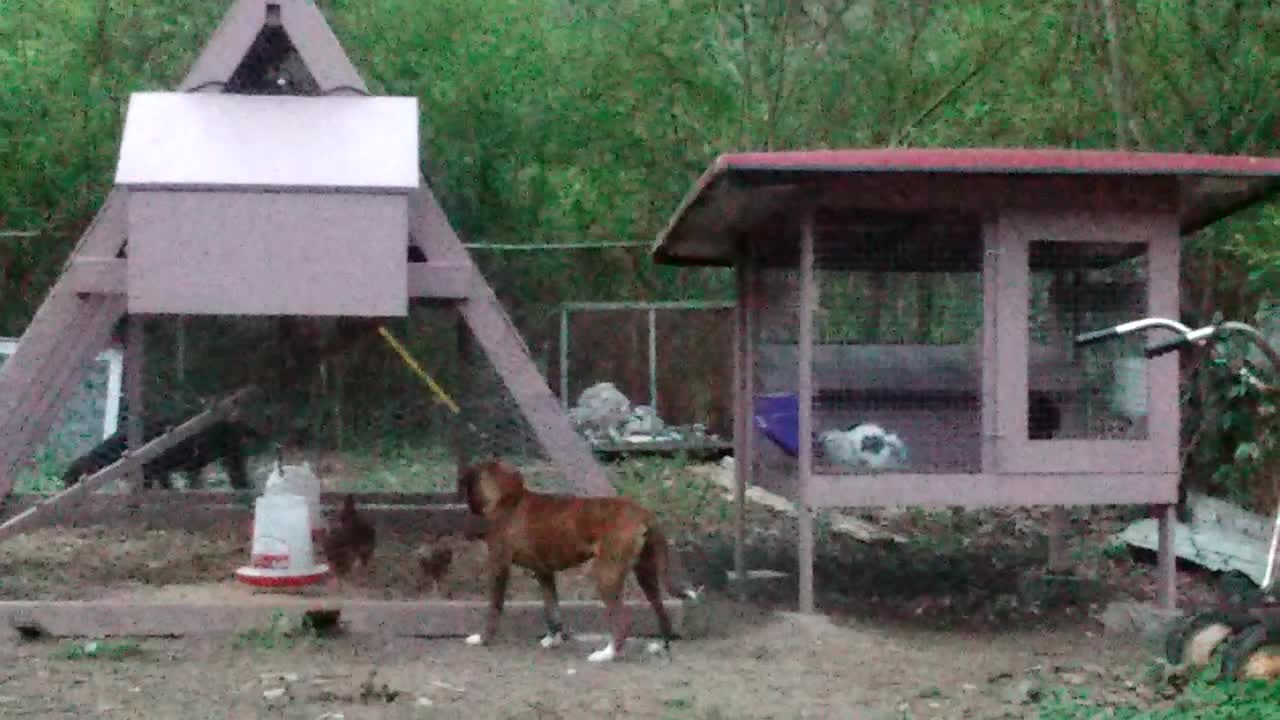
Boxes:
[58,639,143,661]
[341,441,458,493]
[230,609,331,652]
[661,696,727,720]
[1101,541,1132,561]
[662,696,693,716]
[610,456,732,534]
[1035,667,1280,719]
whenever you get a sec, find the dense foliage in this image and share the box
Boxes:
[2,0,1279,498]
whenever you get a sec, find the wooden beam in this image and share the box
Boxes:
[408,262,473,299]
[806,472,1179,508]
[647,307,658,410]
[408,188,612,496]
[1157,504,1177,611]
[178,0,269,91]
[7,298,123,470]
[797,212,816,614]
[559,300,737,312]
[0,389,258,544]
[179,0,368,95]
[1047,508,1070,572]
[67,258,126,295]
[124,316,146,489]
[733,245,751,597]
[0,190,130,498]
[2,491,461,512]
[277,0,369,94]
[559,308,570,410]
[0,598,688,640]
[0,494,473,538]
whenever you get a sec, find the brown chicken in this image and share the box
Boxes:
[323,494,376,583]
[416,541,454,596]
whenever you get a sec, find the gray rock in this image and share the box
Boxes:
[999,678,1041,705]
[1101,601,1183,651]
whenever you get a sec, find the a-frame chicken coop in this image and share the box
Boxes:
[0,0,681,638]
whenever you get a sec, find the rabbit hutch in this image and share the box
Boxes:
[653,148,1280,612]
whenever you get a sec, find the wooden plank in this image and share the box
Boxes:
[590,439,732,459]
[2,491,460,511]
[6,298,123,464]
[807,472,1179,508]
[797,212,815,614]
[0,390,257,544]
[408,262,473,299]
[980,217,998,473]
[0,599,687,640]
[648,308,658,409]
[179,0,370,95]
[278,0,370,94]
[755,343,1076,395]
[124,316,145,489]
[993,210,1180,475]
[0,497,473,538]
[1047,508,1069,571]
[66,258,126,295]
[178,0,269,92]
[116,94,418,192]
[560,300,737,312]
[733,245,750,595]
[1148,228,1183,474]
[0,191,130,497]
[127,192,409,317]
[408,188,612,497]
[559,308,569,410]
[1157,504,1177,611]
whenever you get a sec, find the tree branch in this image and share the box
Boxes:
[888,10,1036,147]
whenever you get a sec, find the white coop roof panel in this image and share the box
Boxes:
[114,92,420,192]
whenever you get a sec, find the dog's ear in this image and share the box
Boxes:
[491,465,526,510]
[460,460,525,517]
[336,494,357,520]
[458,464,486,516]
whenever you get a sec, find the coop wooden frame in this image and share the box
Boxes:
[0,0,703,641]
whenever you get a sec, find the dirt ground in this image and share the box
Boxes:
[0,601,1162,720]
[0,461,1243,718]
[0,527,645,603]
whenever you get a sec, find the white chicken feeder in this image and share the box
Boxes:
[234,493,330,589]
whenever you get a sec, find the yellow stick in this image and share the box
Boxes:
[377,326,461,415]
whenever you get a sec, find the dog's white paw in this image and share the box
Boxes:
[587,642,617,663]
[539,632,565,649]
[645,640,668,655]
[464,634,484,646]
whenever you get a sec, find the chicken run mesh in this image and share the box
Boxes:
[750,212,986,498]
[33,304,576,496]
[747,214,1157,501]
[1027,240,1151,442]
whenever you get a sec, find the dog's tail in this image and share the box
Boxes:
[644,525,702,603]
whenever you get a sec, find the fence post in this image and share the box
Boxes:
[648,308,658,412]
[559,308,569,411]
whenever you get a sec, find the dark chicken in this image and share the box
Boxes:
[323,494,376,581]
[417,544,454,595]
